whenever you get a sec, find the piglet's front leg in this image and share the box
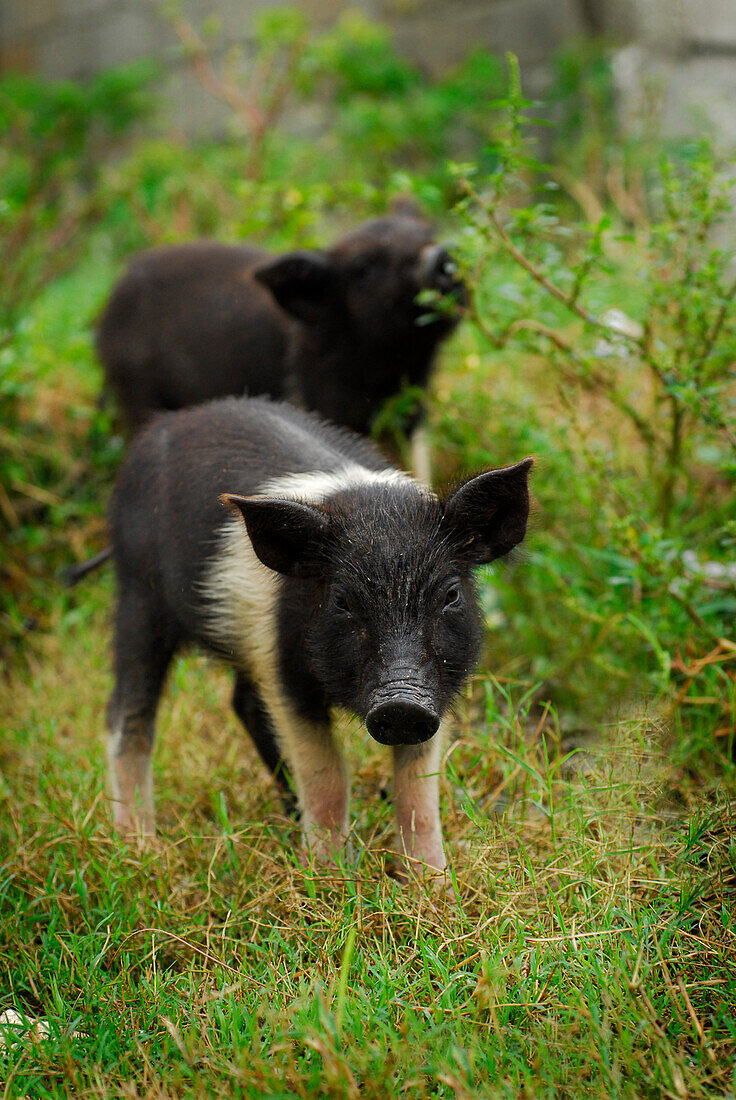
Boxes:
[393,729,447,877]
[274,704,350,864]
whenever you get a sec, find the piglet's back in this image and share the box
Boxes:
[109,396,392,610]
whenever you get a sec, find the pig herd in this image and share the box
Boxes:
[80,200,533,883]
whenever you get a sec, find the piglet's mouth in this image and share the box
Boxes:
[365,687,440,746]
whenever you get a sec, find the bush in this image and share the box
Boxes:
[437,61,736,748]
[167,7,507,197]
[0,62,157,342]
[0,64,156,653]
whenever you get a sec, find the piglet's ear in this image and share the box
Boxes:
[253,251,337,324]
[442,458,534,565]
[221,494,329,577]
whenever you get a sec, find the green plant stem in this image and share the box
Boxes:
[693,273,736,377]
[660,400,684,528]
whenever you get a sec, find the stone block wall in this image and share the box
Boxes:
[2,0,735,146]
[611,0,736,148]
[0,0,586,137]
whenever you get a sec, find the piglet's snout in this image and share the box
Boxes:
[366,693,440,746]
[417,244,464,296]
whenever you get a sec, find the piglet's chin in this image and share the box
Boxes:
[365,695,440,746]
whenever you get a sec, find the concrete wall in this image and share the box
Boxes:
[0,0,586,137]
[611,0,736,147]
[2,0,735,145]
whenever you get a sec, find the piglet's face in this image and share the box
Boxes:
[223,459,532,748]
[310,512,482,745]
[253,214,467,343]
[333,217,467,343]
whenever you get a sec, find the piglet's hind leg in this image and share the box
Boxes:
[107,712,156,835]
[108,589,175,836]
[232,671,297,816]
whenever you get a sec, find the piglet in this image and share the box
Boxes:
[96,205,466,475]
[107,395,531,877]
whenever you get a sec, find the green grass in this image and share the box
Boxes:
[2,591,735,1098]
[2,199,735,1098]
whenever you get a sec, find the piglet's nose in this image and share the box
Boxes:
[433,249,459,290]
[366,699,440,746]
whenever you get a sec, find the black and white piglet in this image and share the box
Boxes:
[97,205,465,476]
[108,396,531,875]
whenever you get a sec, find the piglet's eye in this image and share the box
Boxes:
[332,592,353,616]
[443,584,461,610]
